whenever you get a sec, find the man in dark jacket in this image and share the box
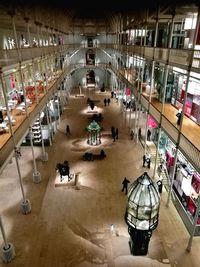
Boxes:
[121,177,130,194]
[176,110,182,126]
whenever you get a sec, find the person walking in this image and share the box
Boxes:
[107,98,111,105]
[121,177,130,194]
[104,98,107,106]
[66,124,71,135]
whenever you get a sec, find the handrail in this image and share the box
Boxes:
[1,43,200,70]
[0,45,200,170]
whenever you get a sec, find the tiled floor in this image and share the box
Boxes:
[0,87,199,267]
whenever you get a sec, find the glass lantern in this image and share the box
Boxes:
[125,172,160,255]
[86,120,101,145]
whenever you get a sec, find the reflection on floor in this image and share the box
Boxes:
[0,87,199,267]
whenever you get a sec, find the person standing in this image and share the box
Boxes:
[102,83,105,92]
[130,130,134,140]
[111,126,116,142]
[104,98,107,106]
[115,128,119,139]
[107,98,111,105]
[121,177,130,194]
[138,128,142,139]
[90,101,95,110]
[147,129,151,141]
[0,110,3,123]
[146,155,151,168]
[176,109,182,126]
[143,154,146,167]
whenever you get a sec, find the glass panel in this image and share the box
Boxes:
[138,206,151,220]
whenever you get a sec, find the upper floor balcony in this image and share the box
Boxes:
[1,43,200,74]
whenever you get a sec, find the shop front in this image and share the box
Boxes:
[170,68,200,125]
[157,132,200,235]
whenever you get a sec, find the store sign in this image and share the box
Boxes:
[148,115,157,128]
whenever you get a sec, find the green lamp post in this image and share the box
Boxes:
[86,120,101,145]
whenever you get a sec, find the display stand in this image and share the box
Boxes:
[32,118,42,144]
[55,173,75,187]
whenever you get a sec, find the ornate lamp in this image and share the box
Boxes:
[124,172,160,255]
[86,120,101,145]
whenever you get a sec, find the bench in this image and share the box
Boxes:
[82,150,106,161]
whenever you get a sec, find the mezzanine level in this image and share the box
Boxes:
[1,43,200,72]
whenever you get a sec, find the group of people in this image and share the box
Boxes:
[86,98,95,110]
[83,149,106,161]
[143,154,151,168]
[111,126,119,142]
[104,98,111,106]
[56,160,71,182]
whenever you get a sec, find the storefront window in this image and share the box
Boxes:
[154,63,165,101]
[157,132,200,229]
[171,70,200,125]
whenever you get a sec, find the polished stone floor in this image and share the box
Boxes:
[0,87,199,267]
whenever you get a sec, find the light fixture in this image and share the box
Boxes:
[86,120,101,145]
[125,172,160,255]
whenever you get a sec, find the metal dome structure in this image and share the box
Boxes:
[125,172,160,255]
[125,171,160,231]
[86,120,101,145]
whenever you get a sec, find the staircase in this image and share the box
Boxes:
[146,141,170,191]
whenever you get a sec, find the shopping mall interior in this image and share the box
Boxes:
[0,1,200,266]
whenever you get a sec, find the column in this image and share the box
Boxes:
[24,17,32,47]
[9,12,21,61]
[0,69,31,214]
[144,8,159,155]
[153,9,175,178]
[0,216,15,263]
[38,112,48,162]
[153,65,168,178]
[19,64,41,183]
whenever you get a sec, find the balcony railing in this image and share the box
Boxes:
[0,44,200,172]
